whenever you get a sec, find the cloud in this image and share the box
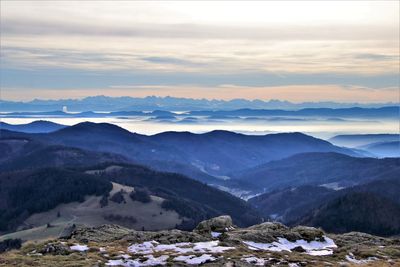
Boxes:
[2,17,398,41]
[140,56,205,67]
[1,67,398,90]
[1,1,398,102]
[354,53,399,61]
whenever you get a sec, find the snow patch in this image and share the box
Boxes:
[307,249,333,256]
[119,254,131,259]
[243,236,337,256]
[174,254,216,264]
[127,240,234,255]
[106,259,124,266]
[106,255,169,266]
[211,231,221,238]
[346,253,377,264]
[127,241,159,254]
[319,182,345,191]
[70,244,89,252]
[241,256,267,265]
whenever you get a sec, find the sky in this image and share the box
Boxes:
[0,1,399,102]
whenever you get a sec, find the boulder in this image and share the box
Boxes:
[222,222,327,244]
[125,229,207,244]
[71,224,207,244]
[194,215,234,234]
[332,232,396,247]
[59,224,76,239]
[248,222,288,232]
[38,242,71,255]
[71,224,133,243]
[291,226,325,242]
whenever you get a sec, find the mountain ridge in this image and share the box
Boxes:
[1,95,395,112]
[1,122,361,179]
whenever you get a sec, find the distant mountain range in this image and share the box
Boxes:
[0,96,395,112]
[1,106,398,120]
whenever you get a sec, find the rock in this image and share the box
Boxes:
[70,224,207,243]
[71,224,133,243]
[59,224,76,239]
[38,242,71,255]
[194,215,234,234]
[291,226,325,242]
[221,222,328,245]
[248,222,288,232]
[292,246,306,252]
[124,229,207,244]
[332,232,394,247]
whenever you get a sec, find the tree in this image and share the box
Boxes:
[129,187,151,203]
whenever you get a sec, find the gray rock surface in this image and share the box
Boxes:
[71,224,207,244]
[194,215,234,234]
[38,242,71,255]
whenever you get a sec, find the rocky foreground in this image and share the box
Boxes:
[1,216,399,266]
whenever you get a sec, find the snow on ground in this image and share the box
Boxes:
[174,254,216,264]
[106,259,125,266]
[127,240,234,255]
[306,249,333,256]
[70,244,89,252]
[107,240,235,266]
[118,254,131,259]
[241,256,267,265]
[211,231,221,238]
[241,256,302,266]
[243,236,337,256]
[106,255,169,266]
[319,182,345,191]
[346,253,377,264]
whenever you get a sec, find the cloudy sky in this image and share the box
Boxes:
[1,1,399,102]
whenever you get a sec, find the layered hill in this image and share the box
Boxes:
[329,133,399,147]
[249,178,400,236]
[2,122,360,177]
[83,163,261,228]
[236,152,400,192]
[0,168,112,233]
[298,192,400,236]
[0,140,129,172]
[0,121,66,133]
[0,162,261,237]
[359,141,400,158]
